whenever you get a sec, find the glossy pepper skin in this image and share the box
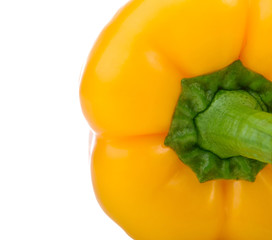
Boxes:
[80,0,272,239]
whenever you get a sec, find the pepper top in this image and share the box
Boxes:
[165,61,272,182]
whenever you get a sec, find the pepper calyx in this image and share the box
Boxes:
[165,60,272,182]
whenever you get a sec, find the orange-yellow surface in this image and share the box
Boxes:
[80,0,272,239]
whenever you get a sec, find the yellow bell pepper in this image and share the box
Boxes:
[79,0,272,239]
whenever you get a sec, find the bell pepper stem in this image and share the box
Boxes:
[195,90,272,164]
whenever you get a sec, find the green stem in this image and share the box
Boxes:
[195,90,272,164]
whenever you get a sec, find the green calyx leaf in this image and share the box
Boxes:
[165,60,272,183]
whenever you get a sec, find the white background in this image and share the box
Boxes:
[0,0,132,239]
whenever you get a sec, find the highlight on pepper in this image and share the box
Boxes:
[79,0,272,239]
